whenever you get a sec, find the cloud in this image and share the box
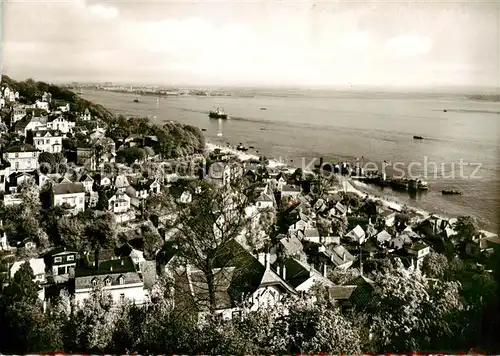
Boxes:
[88,4,119,20]
[385,35,433,59]
[1,1,497,87]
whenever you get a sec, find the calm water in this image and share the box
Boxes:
[81,89,500,232]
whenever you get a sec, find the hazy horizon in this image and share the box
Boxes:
[2,0,500,88]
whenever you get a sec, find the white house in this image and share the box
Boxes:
[33,130,63,153]
[74,257,147,306]
[0,98,5,109]
[106,189,131,213]
[3,87,11,99]
[256,192,275,210]
[4,144,40,173]
[10,258,46,284]
[41,92,52,103]
[52,182,86,214]
[49,248,78,283]
[81,108,92,121]
[35,100,50,111]
[79,174,94,193]
[408,241,431,269]
[47,115,75,134]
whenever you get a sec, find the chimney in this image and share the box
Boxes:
[258,253,266,266]
[110,266,113,272]
[265,253,270,270]
[323,263,327,278]
[276,266,280,276]
[121,259,124,266]
[343,252,347,262]
[282,265,286,280]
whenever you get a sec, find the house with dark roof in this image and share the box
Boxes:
[4,144,40,173]
[14,114,47,137]
[170,242,298,321]
[100,187,134,222]
[80,108,92,121]
[33,129,63,153]
[273,257,335,294]
[126,176,161,204]
[45,247,78,283]
[79,173,94,193]
[74,257,147,306]
[51,182,85,214]
[281,184,301,198]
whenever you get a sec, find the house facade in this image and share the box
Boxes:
[4,144,40,173]
[33,130,63,153]
[49,249,77,282]
[74,257,147,306]
[52,182,86,214]
[47,116,75,134]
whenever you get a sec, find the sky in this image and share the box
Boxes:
[1,0,499,88]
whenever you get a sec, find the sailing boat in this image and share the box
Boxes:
[133,95,140,103]
[156,97,159,108]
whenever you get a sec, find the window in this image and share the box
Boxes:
[232,310,242,320]
[104,278,111,286]
[46,139,50,144]
[120,293,125,302]
[67,255,74,261]
[54,257,62,263]
[0,176,4,183]
[115,203,119,208]
[15,162,19,170]
[92,279,98,286]
[14,153,18,158]
[78,197,83,204]
[119,276,125,285]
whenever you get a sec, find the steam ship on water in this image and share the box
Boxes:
[209,107,228,119]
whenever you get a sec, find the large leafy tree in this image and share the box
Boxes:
[165,178,258,313]
[370,269,463,353]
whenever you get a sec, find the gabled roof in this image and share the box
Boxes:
[188,267,235,311]
[33,129,63,138]
[329,245,355,266]
[4,143,38,153]
[327,285,357,300]
[346,225,366,241]
[282,184,301,192]
[53,182,85,195]
[376,230,392,243]
[335,201,347,215]
[79,173,94,183]
[279,234,303,256]
[75,257,142,290]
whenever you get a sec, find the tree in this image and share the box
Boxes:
[38,152,57,174]
[422,252,449,279]
[317,216,332,237]
[454,215,480,242]
[165,178,257,314]
[116,147,146,165]
[71,286,116,353]
[141,222,164,260]
[331,215,348,236]
[0,261,63,353]
[370,269,463,352]
[84,211,118,268]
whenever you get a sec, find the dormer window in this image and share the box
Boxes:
[54,257,62,263]
[91,278,98,287]
[118,276,125,285]
[104,277,112,287]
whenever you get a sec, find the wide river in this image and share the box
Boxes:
[81,89,500,232]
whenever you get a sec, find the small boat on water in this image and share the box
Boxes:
[442,189,462,195]
[260,107,267,110]
[236,143,248,152]
[133,98,140,103]
[260,128,266,130]
[443,109,448,112]
[249,146,255,149]
[413,135,424,140]
[201,128,207,132]
[209,107,228,119]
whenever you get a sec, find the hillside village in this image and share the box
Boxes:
[0,79,499,354]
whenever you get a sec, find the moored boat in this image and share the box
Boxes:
[413,135,424,140]
[236,143,248,151]
[442,189,462,195]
